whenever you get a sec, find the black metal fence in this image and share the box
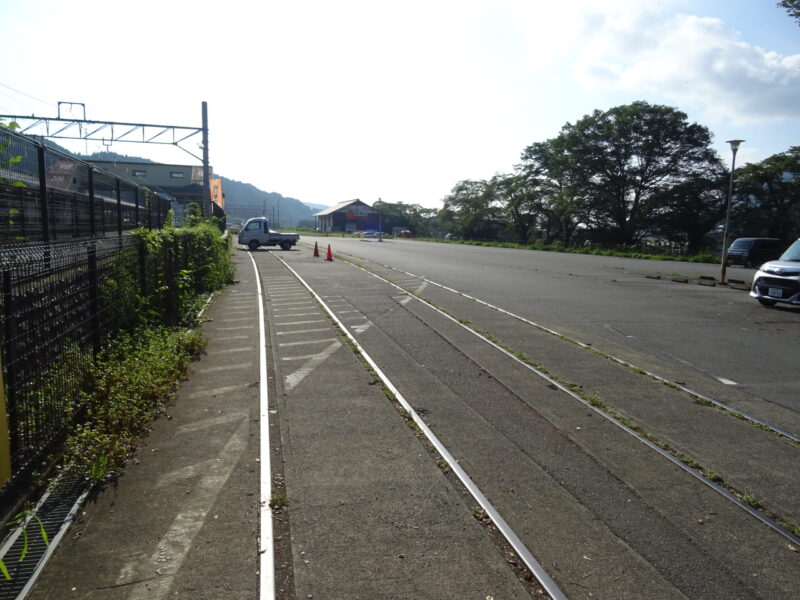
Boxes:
[0,129,171,242]
[0,129,176,509]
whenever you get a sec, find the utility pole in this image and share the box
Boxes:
[201,102,211,217]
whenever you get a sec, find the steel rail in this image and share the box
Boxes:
[274,254,569,600]
[340,256,800,547]
[340,252,800,445]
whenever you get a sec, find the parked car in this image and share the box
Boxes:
[726,237,782,268]
[750,238,800,307]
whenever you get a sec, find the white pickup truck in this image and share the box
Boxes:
[237,217,300,251]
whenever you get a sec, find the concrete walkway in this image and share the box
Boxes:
[25,247,531,599]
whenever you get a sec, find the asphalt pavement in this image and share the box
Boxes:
[23,246,534,599]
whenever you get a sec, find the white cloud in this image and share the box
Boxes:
[571,12,800,122]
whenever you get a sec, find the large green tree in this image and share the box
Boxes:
[651,164,727,253]
[442,179,504,240]
[519,139,589,246]
[733,147,800,244]
[489,171,543,244]
[373,199,438,237]
[558,101,722,245]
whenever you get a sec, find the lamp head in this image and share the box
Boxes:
[726,139,745,152]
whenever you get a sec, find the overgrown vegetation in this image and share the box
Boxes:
[42,208,232,485]
[61,327,206,482]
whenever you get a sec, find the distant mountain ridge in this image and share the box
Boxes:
[43,142,315,227]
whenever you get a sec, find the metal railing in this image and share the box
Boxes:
[1,128,171,243]
[0,129,176,510]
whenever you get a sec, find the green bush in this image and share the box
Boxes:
[62,327,206,482]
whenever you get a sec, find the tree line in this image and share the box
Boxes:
[376,101,799,255]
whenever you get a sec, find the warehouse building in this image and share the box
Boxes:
[314,199,378,233]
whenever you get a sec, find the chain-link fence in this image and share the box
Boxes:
[0,129,170,242]
[0,129,179,510]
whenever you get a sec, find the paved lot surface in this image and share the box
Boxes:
[26,247,534,599]
[24,241,800,599]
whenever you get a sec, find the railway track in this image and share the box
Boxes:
[262,247,800,599]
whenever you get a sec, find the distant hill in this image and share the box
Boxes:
[60,147,315,228]
[219,178,314,228]
[304,202,329,212]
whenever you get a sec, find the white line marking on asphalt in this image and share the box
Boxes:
[351,261,800,542]
[219,335,252,341]
[276,319,326,326]
[176,411,250,434]
[272,304,316,310]
[274,255,569,600]
[200,363,253,372]
[284,341,342,391]
[250,253,275,600]
[351,322,372,334]
[716,377,738,385]
[277,328,329,335]
[156,459,214,487]
[282,354,328,361]
[269,293,309,299]
[124,418,250,600]
[224,317,254,322]
[221,325,254,331]
[206,347,252,355]
[190,384,250,397]
[272,312,319,318]
[279,338,339,347]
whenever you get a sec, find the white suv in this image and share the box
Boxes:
[750,239,800,307]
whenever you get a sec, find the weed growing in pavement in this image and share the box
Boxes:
[269,492,287,510]
[401,410,424,437]
[740,494,764,510]
[60,327,206,483]
[780,521,800,538]
[0,510,49,581]
[471,507,488,520]
[702,470,723,483]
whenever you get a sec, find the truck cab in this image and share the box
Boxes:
[237,217,300,251]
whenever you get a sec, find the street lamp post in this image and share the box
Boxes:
[720,139,745,284]
[377,197,382,242]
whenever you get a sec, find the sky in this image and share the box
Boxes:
[2,0,799,209]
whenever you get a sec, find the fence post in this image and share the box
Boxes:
[0,349,11,487]
[36,143,50,244]
[166,237,178,325]
[87,244,101,356]
[138,234,147,299]
[134,188,140,228]
[88,167,96,237]
[147,191,152,230]
[0,270,16,485]
[72,192,79,238]
[116,179,123,237]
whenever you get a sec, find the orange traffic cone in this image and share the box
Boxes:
[313,242,320,257]
[325,244,333,261]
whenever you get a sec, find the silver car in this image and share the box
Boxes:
[750,238,800,307]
